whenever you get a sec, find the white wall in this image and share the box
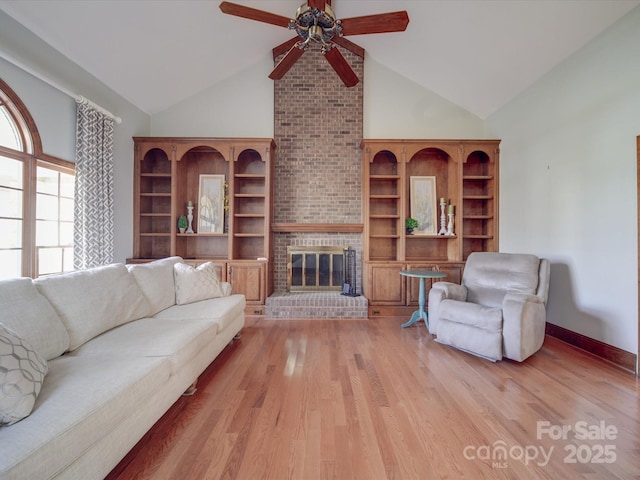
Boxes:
[0,11,150,264]
[485,7,640,354]
[363,57,485,139]
[151,58,274,138]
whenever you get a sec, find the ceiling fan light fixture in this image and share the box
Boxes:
[290,3,341,45]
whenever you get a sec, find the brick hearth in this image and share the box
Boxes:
[265,292,368,319]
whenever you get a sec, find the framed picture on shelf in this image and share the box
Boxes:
[197,174,225,234]
[410,176,437,235]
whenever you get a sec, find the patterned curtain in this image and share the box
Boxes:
[73,101,115,269]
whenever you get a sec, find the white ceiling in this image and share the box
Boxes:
[1,0,637,118]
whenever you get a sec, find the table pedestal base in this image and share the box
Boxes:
[401,309,428,328]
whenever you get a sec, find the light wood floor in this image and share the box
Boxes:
[107,317,640,480]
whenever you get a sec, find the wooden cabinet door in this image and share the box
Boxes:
[227,261,265,303]
[367,263,405,305]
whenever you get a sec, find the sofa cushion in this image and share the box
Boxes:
[0,277,69,360]
[0,324,49,426]
[127,256,182,315]
[35,263,152,351]
[70,316,219,376]
[174,262,225,305]
[0,354,170,479]
[155,294,246,334]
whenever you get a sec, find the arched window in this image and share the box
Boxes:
[0,78,75,279]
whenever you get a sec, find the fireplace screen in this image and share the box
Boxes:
[287,246,345,292]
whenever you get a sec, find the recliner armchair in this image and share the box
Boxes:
[428,252,550,362]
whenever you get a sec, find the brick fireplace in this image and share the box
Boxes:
[267,45,367,318]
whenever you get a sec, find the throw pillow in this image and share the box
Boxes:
[128,256,183,315]
[0,323,48,426]
[174,262,225,305]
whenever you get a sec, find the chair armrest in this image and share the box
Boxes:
[428,282,468,335]
[431,282,468,302]
[502,292,547,361]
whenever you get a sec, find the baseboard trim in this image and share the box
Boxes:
[545,323,637,374]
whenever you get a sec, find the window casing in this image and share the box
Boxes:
[0,78,75,278]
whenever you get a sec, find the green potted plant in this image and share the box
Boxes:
[405,217,418,235]
[177,215,188,234]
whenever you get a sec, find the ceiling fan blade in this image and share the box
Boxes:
[332,36,365,58]
[272,36,300,59]
[323,46,359,87]
[308,0,326,9]
[219,1,291,28]
[340,11,409,36]
[269,44,306,80]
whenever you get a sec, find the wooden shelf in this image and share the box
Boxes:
[133,137,275,305]
[407,235,457,239]
[176,233,228,237]
[362,139,500,306]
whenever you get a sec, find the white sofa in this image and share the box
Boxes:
[0,256,245,480]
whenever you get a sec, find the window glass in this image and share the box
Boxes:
[0,249,21,280]
[36,219,58,247]
[60,221,73,245]
[37,192,59,220]
[0,218,22,249]
[0,105,22,151]
[38,247,62,276]
[60,172,74,197]
[0,186,22,218]
[60,197,74,222]
[36,165,75,276]
[36,166,59,195]
[0,155,22,189]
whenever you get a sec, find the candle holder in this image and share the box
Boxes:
[446,212,455,236]
[438,201,447,235]
[186,205,195,234]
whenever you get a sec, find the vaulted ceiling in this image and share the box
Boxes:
[0,0,637,118]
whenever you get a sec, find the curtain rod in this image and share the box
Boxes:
[0,49,122,124]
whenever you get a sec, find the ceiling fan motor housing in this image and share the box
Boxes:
[291,3,342,45]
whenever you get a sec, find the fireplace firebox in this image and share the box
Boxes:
[287,246,347,292]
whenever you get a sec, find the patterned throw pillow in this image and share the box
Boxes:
[0,323,48,426]
[174,262,225,305]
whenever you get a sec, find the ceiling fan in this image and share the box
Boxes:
[219,1,409,87]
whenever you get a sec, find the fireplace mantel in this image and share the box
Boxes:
[272,223,363,233]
